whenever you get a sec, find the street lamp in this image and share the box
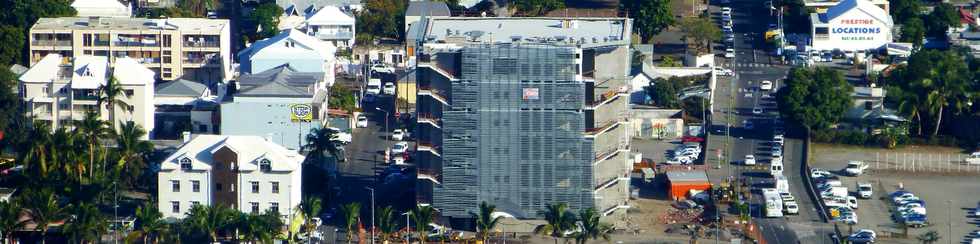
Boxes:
[366,187,375,244]
[402,211,411,243]
[376,107,389,139]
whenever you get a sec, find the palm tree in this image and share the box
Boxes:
[114,121,153,187]
[236,210,283,244]
[19,189,67,244]
[62,203,108,244]
[535,203,577,244]
[303,127,341,164]
[297,196,322,237]
[473,202,502,243]
[375,206,397,242]
[75,111,110,180]
[575,208,611,244]
[185,204,237,243]
[917,230,941,244]
[20,122,52,177]
[340,202,361,244]
[134,203,168,244]
[96,76,130,133]
[0,201,26,244]
[411,205,435,243]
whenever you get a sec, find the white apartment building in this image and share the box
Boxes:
[157,135,304,221]
[303,6,356,48]
[29,16,231,83]
[71,0,132,18]
[18,54,155,137]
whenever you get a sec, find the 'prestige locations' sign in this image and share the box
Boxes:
[833,19,881,41]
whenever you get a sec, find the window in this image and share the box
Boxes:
[191,201,200,206]
[180,158,192,170]
[162,34,171,47]
[260,159,271,172]
[269,202,279,213]
[192,180,200,192]
[251,181,259,193]
[864,101,873,110]
[271,182,279,193]
[171,201,180,213]
[198,124,207,132]
[250,202,259,213]
[171,180,180,192]
[124,89,134,96]
[216,183,222,192]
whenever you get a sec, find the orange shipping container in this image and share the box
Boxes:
[666,171,711,200]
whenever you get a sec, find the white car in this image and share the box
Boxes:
[784,201,799,214]
[975,202,980,217]
[744,155,756,165]
[760,80,773,91]
[752,107,763,114]
[725,48,735,58]
[779,192,795,202]
[391,142,409,155]
[857,182,873,199]
[356,115,368,128]
[773,134,784,145]
[370,63,394,73]
[383,82,396,95]
[811,168,833,178]
[391,129,405,141]
[965,152,980,165]
[327,127,352,145]
[844,161,869,176]
[714,67,734,76]
[847,196,859,209]
[720,7,732,15]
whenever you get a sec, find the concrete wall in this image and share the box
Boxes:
[220,97,322,149]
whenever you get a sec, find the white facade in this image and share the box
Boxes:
[71,0,132,18]
[303,6,356,48]
[810,0,894,51]
[157,135,304,221]
[18,54,155,137]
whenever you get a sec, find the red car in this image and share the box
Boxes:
[682,136,705,143]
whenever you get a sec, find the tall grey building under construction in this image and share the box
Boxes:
[411,17,632,223]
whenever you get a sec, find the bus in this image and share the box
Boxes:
[762,188,784,218]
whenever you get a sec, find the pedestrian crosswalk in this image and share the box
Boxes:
[723,62,776,68]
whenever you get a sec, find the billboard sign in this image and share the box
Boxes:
[290,104,313,122]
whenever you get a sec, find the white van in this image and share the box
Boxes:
[770,158,784,176]
[366,78,382,95]
[774,175,789,194]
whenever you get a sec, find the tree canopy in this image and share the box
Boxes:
[924,3,959,38]
[899,16,925,46]
[889,0,922,24]
[887,49,974,136]
[244,2,284,41]
[677,17,720,54]
[0,0,75,65]
[513,0,565,16]
[356,0,408,44]
[622,0,673,43]
[776,67,854,131]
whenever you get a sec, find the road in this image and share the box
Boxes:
[707,0,836,243]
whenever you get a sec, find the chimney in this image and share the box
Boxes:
[181,131,191,143]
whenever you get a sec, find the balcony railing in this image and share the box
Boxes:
[418,86,449,106]
[417,169,441,184]
[417,113,441,128]
[315,31,354,40]
[416,142,441,157]
[182,57,220,65]
[183,41,220,48]
[586,120,618,136]
[32,40,71,46]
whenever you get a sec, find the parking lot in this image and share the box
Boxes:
[811,144,980,243]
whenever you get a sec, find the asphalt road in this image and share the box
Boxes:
[708,0,837,243]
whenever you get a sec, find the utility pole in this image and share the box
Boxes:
[402,211,411,243]
[366,187,376,244]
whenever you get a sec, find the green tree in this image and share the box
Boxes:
[575,208,612,244]
[246,2,283,40]
[411,205,435,243]
[329,85,357,113]
[776,67,854,132]
[513,0,565,16]
[178,0,216,17]
[900,16,925,46]
[20,189,67,244]
[646,78,680,108]
[303,127,342,163]
[535,203,577,244]
[0,0,76,28]
[916,230,940,244]
[62,203,108,244]
[237,209,283,243]
[114,121,153,188]
[185,204,237,242]
[340,202,361,244]
[0,201,26,244]
[74,111,110,180]
[297,196,322,237]
[889,0,922,23]
[660,56,680,67]
[134,202,168,244]
[678,17,721,54]
[622,0,674,43]
[0,67,20,136]
[474,202,502,242]
[20,122,53,177]
[376,206,397,242]
[886,85,925,136]
[925,3,959,38]
[905,50,973,136]
[356,0,408,43]
[96,77,130,133]
[0,27,23,66]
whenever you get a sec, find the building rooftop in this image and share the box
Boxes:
[305,5,355,25]
[156,79,209,97]
[235,65,323,97]
[666,170,709,183]
[278,0,360,16]
[406,1,451,17]
[71,0,131,18]
[422,17,630,45]
[71,55,109,89]
[819,0,893,26]
[113,57,155,85]
[18,54,64,83]
[32,17,229,32]
[160,134,304,172]
[239,29,337,65]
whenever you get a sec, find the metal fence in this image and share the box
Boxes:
[869,152,980,173]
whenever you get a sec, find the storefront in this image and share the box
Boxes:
[810,0,894,51]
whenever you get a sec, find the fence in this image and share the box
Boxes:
[868,152,980,174]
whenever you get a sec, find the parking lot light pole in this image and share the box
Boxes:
[366,187,375,244]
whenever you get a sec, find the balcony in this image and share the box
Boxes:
[32,40,71,46]
[586,120,619,137]
[594,174,627,191]
[416,142,441,157]
[417,113,441,128]
[183,41,220,48]
[183,56,220,66]
[417,169,441,184]
[314,31,354,40]
[418,87,449,106]
[601,202,630,216]
[588,87,627,108]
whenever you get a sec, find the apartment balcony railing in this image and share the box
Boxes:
[416,142,441,157]
[93,40,110,46]
[32,40,72,46]
[417,169,441,185]
[601,202,630,216]
[594,174,627,191]
[418,86,449,106]
[73,94,99,101]
[417,113,441,128]
[113,41,158,47]
[586,120,619,136]
[588,86,627,108]
[183,41,220,48]
[315,31,354,40]
[182,57,220,65]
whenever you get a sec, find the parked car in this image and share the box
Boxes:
[391,142,409,155]
[760,80,773,91]
[965,152,980,165]
[720,7,732,15]
[743,120,754,129]
[327,127,352,145]
[356,115,368,128]
[725,48,736,58]
[752,107,764,114]
[975,201,980,217]
[391,129,405,141]
[847,196,858,209]
[383,82,396,95]
[371,63,394,73]
[848,229,876,243]
[784,201,799,214]
[771,145,782,157]
[773,134,784,145]
[857,182,873,199]
[744,155,756,165]
[714,67,735,76]
[844,161,869,176]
